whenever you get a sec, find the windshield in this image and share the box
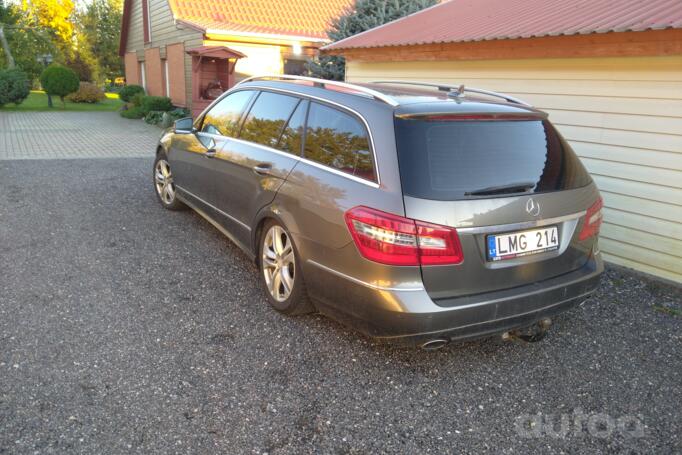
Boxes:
[394,117,592,200]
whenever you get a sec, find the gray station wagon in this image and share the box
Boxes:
[153,75,604,349]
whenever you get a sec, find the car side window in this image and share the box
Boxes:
[239,91,301,149]
[201,90,256,137]
[277,99,308,155]
[303,102,375,182]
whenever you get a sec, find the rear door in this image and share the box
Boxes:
[206,91,306,245]
[394,114,599,301]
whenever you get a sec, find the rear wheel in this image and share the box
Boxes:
[153,152,184,210]
[259,220,314,315]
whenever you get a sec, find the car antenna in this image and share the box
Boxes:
[447,84,466,99]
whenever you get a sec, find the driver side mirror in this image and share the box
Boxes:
[174,117,195,134]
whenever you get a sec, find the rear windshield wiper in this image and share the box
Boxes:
[465,181,536,196]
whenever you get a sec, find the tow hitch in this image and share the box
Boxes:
[502,318,552,343]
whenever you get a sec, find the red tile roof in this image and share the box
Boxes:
[168,0,353,40]
[324,0,682,51]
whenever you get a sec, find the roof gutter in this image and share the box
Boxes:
[204,28,331,44]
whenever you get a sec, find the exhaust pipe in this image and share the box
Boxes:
[502,318,552,343]
[420,338,449,351]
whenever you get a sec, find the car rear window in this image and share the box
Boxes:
[394,117,592,200]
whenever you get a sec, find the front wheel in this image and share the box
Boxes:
[153,152,185,210]
[259,221,314,315]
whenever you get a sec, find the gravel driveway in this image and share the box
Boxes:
[0,157,680,454]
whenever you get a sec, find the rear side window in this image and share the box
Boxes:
[304,102,375,182]
[201,90,255,137]
[394,117,592,200]
[240,91,301,149]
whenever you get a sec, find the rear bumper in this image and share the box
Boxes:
[306,253,603,344]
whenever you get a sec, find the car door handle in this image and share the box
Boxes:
[204,148,217,158]
[253,163,272,175]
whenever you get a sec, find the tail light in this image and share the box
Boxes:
[344,206,463,266]
[579,197,603,241]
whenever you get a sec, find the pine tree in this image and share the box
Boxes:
[307,0,437,81]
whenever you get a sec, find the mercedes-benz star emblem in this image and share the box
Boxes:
[526,198,541,217]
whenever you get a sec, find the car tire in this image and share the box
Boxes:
[259,220,314,315]
[153,152,185,211]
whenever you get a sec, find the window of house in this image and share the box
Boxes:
[239,91,301,149]
[164,60,170,97]
[142,0,151,43]
[278,100,308,155]
[303,102,375,181]
[200,90,256,137]
[283,58,307,76]
[140,62,147,91]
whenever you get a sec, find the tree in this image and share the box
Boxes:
[1,0,61,81]
[40,63,78,107]
[307,0,437,80]
[21,0,75,54]
[0,0,19,68]
[76,0,123,82]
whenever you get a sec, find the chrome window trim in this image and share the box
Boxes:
[175,184,251,232]
[192,85,382,188]
[307,260,424,292]
[201,134,381,189]
[456,211,586,234]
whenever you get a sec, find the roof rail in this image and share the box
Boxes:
[238,74,400,107]
[371,80,532,107]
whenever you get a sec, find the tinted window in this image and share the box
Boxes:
[394,118,592,200]
[240,92,301,148]
[201,90,255,136]
[278,99,308,155]
[304,103,374,181]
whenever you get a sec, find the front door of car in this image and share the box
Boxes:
[207,91,307,247]
[171,90,257,205]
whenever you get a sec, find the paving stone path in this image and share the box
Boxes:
[0,111,160,160]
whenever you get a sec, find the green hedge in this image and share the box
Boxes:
[119,84,145,102]
[140,96,173,114]
[0,69,30,107]
[120,105,145,119]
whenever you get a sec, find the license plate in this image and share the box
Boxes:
[487,226,559,261]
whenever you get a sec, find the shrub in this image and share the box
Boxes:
[40,65,80,106]
[144,110,165,125]
[66,82,106,103]
[119,84,145,102]
[160,108,191,128]
[140,95,173,114]
[120,105,145,119]
[0,69,30,107]
[131,92,144,107]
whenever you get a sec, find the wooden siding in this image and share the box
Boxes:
[124,0,202,106]
[346,56,682,283]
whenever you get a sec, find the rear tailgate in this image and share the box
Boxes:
[394,112,600,301]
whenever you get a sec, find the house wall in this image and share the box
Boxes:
[123,0,202,106]
[202,40,285,81]
[346,56,682,283]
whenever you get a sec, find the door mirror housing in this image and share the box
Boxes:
[174,117,195,134]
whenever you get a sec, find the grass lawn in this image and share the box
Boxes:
[1,91,123,112]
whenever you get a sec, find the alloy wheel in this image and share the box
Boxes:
[154,159,176,204]
[262,225,295,302]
